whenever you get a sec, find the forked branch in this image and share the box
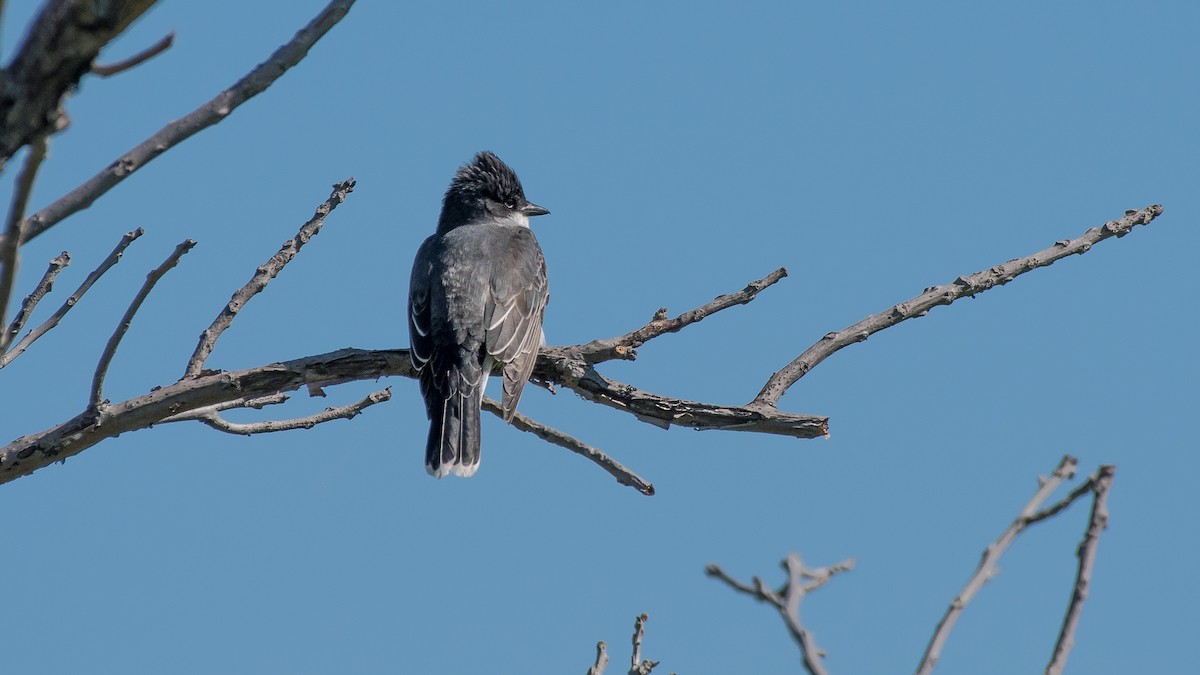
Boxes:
[916,455,1113,675]
[0,228,143,368]
[708,554,854,675]
[20,0,356,244]
[587,613,663,675]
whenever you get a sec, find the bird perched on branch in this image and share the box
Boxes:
[408,151,551,478]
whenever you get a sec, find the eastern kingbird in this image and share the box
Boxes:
[408,151,550,478]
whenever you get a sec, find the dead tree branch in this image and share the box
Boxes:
[916,455,1107,675]
[0,206,1160,490]
[19,0,356,244]
[1045,465,1115,675]
[90,31,174,77]
[628,613,659,675]
[0,0,158,165]
[1,249,68,351]
[752,205,1164,409]
[0,348,408,483]
[572,267,789,364]
[586,641,610,675]
[587,614,663,675]
[184,178,355,378]
[90,239,195,411]
[179,389,390,435]
[535,354,828,438]
[1,343,815,485]
[160,392,291,422]
[482,396,655,495]
[0,228,142,368]
[707,553,854,675]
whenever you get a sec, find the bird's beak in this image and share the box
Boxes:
[521,202,550,217]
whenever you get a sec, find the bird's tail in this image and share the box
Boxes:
[424,373,483,479]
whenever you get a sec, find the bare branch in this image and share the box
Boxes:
[0,0,159,164]
[707,553,854,675]
[1,250,68,351]
[483,396,654,495]
[589,615,666,675]
[1,347,408,483]
[0,135,49,333]
[20,0,356,244]
[184,178,355,378]
[90,31,175,77]
[536,353,828,438]
[704,563,759,597]
[160,393,291,422]
[574,267,789,364]
[628,613,659,675]
[90,239,196,411]
[0,228,142,368]
[753,205,1165,408]
[184,389,389,435]
[1045,465,1115,675]
[1026,475,1100,526]
[1,342,820,484]
[586,641,609,675]
[916,455,1080,675]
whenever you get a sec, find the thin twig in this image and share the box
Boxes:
[21,0,356,244]
[90,31,174,77]
[483,396,654,495]
[1045,465,1115,675]
[183,178,355,378]
[915,455,1084,675]
[90,239,195,411]
[2,250,68,352]
[707,554,854,675]
[0,135,49,333]
[1026,475,1100,526]
[183,389,389,435]
[752,205,1165,408]
[574,267,789,364]
[587,642,610,675]
[0,228,142,368]
[160,393,291,422]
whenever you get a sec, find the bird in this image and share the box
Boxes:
[408,151,551,478]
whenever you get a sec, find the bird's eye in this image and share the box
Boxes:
[504,201,516,210]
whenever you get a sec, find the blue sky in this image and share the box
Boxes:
[1,1,1196,673]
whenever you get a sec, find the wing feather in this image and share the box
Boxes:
[484,239,548,422]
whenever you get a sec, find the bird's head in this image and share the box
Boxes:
[438,151,549,231]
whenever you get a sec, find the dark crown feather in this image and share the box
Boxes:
[446,151,526,205]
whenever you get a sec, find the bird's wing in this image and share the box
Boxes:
[484,230,548,421]
[408,238,435,376]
